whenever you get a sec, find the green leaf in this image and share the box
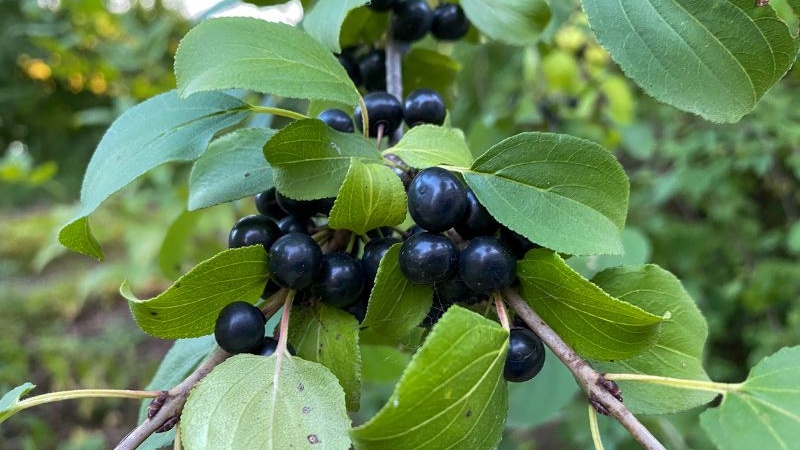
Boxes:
[460,0,551,46]
[0,383,36,424]
[385,125,473,169]
[506,348,578,428]
[121,246,269,339]
[402,49,461,104]
[175,17,361,106]
[182,354,351,449]
[581,0,798,123]
[361,345,411,383]
[328,159,407,235]
[351,306,508,450]
[158,209,205,280]
[700,346,800,450]
[303,0,369,53]
[263,119,382,200]
[592,265,715,414]
[360,244,433,344]
[568,227,652,279]
[58,90,248,259]
[288,303,362,411]
[517,249,662,361]
[339,7,390,49]
[464,132,629,256]
[188,128,275,211]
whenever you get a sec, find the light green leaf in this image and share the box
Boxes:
[700,346,800,450]
[517,249,662,361]
[339,7,390,49]
[360,244,433,344]
[328,159,407,235]
[182,354,351,450]
[158,209,205,280]
[263,119,382,200]
[402,49,461,104]
[385,125,473,169]
[460,0,551,46]
[581,0,798,123]
[121,246,269,339]
[58,90,248,260]
[0,383,36,424]
[464,132,629,256]
[351,306,508,450]
[568,227,652,279]
[361,345,411,383]
[506,348,578,428]
[188,128,275,211]
[175,17,361,106]
[303,0,369,53]
[288,303,362,411]
[593,265,715,414]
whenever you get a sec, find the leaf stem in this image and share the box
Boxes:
[588,403,606,450]
[603,373,742,394]
[247,104,308,121]
[12,389,159,413]
[494,292,510,331]
[359,96,369,139]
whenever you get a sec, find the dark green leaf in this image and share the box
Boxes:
[58,90,248,259]
[351,306,508,449]
[288,303,362,411]
[464,132,629,256]
[263,119,382,200]
[460,0,551,45]
[175,17,361,106]
[303,0,369,53]
[121,246,268,339]
[517,249,662,361]
[0,383,36,424]
[402,49,461,104]
[581,0,798,123]
[385,125,473,169]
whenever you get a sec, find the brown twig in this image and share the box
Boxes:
[385,34,405,145]
[504,289,666,450]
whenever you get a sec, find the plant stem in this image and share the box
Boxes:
[494,293,510,331]
[588,404,606,450]
[385,35,404,145]
[604,373,742,394]
[247,104,308,121]
[504,288,667,450]
[13,389,158,413]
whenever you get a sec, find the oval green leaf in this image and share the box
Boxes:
[460,0,551,46]
[581,0,798,123]
[175,17,361,106]
[121,246,269,339]
[0,383,36,424]
[182,354,351,450]
[517,249,662,361]
[351,306,508,450]
[384,125,473,169]
[303,0,369,53]
[464,132,629,256]
[505,348,578,428]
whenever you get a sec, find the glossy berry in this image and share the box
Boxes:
[403,89,446,127]
[398,232,459,284]
[268,232,323,290]
[504,327,546,382]
[215,301,266,354]
[318,109,354,133]
[277,216,311,234]
[367,0,398,11]
[435,275,482,304]
[228,215,281,250]
[500,226,539,259]
[423,292,452,328]
[256,337,296,357]
[254,188,286,220]
[459,237,516,294]
[361,237,401,284]
[358,50,386,92]
[337,53,362,86]
[276,191,334,218]
[407,167,467,232]
[391,0,433,42]
[454,188,499,239]
[312,252,364,308]
[431,3,470,40]
[354,92,404,138]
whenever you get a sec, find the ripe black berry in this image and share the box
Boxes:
[391,0,433,42]
[407,167,467,232]
[454,188,499,239]
[214,301,266,354]
[256,337,296,357]
[228,215,281,250]
[354,92,404,138]
[361,237,401,284]
[504,327,546,382]
[277,216,311,234]
[500,226,540,259]
[312,252,364,308]
[337,53,362,86]
[398,232,458,284]
[403,89,446,127]
[431,3,470,40]
[276,191,334,218]
[435,275,482,304]
[318,109,355,133]
[254,188,286,220]
[459,237,516,294]
[358,49,386,92]
[268,232,323,290]
[367,0,397,11]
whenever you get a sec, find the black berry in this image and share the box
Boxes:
[268,232,323,290]
[276,191,334,218]
[398,232,458,284]
[337,53,362,86]
[367,0,398,11]
[312,252,365,308]
[407,167,467,232]
[228,215,281,250]
[214,301,266,354]
[459,237,516,294]
[431,3,470,41]
[403,88,446,127]
[504,327,546,382]
[454,188,499,239]
[354,92,404,138]
[254,188,286,220]
[256,337,296,357]
[277,216,311,234]
[318,109,354,133]
[391,0,433,42]
[435,275,482,304]
[361,237,401,284]
[358,49,386,92]
[500,226,540,259]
